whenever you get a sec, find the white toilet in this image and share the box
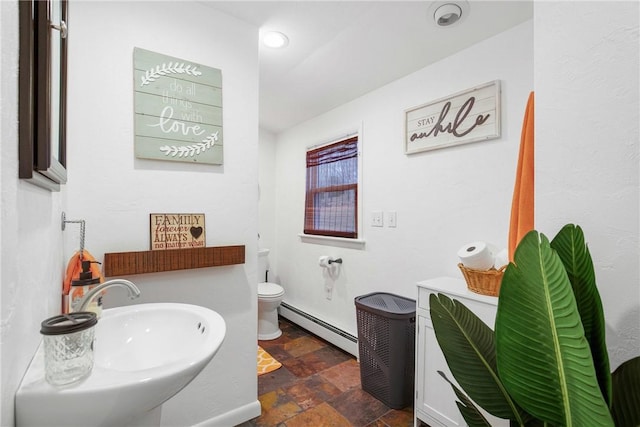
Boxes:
[258,249,285,340]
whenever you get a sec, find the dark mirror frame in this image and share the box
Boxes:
[19,0,68,192]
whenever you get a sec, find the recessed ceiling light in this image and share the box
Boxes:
[428,1,469,28]
[262,31,289,49]
[434,4,462,26]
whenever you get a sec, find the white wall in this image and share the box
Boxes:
[270,21,533,337]
[2,1,261,426]
[65,2,260,425]
[1,3,67,426]
[265,2,640,371]
[534,1,639,369]
[258,128,277,261]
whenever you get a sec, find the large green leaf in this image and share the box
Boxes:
[611,356,640,427]
[496,230,614,426]
[437,370,492,427]
[429,293,527,423]
[550,224,612,405]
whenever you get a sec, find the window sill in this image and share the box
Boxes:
[298,233,366,250]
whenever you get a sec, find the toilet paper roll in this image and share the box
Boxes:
[457,241,494,270]
[318,256,331,268]
[493,248,509,269]
[487,243,498,259]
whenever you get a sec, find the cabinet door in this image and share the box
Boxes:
[416,313,463,426]
[416,286,509,427]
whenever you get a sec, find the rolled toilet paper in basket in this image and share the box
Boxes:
[493,248,509,270]
[457,241,495,270]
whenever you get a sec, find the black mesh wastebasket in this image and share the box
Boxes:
[355,292,416,409]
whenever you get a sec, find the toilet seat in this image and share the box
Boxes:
[258,282,284,298]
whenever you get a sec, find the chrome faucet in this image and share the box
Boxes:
[72,279,141,312]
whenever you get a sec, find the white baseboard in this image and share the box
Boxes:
[279,303,359,358]
[191,400,261,427]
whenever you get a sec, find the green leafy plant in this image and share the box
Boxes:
[430,224,640,427]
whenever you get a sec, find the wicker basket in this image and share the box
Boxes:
[457,263,506,297]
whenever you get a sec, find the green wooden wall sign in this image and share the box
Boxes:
[133,47,223,165]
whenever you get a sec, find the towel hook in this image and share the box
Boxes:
[61,212,86,260]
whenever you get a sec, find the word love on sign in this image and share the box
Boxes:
[134,48,223,165]
[404,80,501,154]
[150,213,206,251]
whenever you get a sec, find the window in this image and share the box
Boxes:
[19,0,68,191]
[304,136,358,238]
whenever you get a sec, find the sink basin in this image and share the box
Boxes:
[95,303,222,372]
[16,303,226,427]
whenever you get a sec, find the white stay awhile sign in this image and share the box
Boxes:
[404,80,501,154]
[133,47,223,165]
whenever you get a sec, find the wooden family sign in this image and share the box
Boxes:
[150,213,205,250]
[404,80,501,154]
[133,48,223,165]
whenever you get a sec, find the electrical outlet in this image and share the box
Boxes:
[372,211,383,227]
[387,211,397,228]
[325,283,333,300]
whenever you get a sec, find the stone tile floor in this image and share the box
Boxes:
[237,317,415,427]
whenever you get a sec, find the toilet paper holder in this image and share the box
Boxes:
[319,256,343,268]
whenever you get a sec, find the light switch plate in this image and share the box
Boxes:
[372,211,383,227]
[387,211,397,227]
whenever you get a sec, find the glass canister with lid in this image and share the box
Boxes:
[40,311,97,386]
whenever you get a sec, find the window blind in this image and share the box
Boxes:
[304,136,358,238]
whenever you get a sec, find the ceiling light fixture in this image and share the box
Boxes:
[434,3,463,26]
[428,1,469,28]
[262,31,289,49]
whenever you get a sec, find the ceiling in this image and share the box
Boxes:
[204,1,533,134]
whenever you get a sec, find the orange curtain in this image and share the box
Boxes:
[508,92,535,262]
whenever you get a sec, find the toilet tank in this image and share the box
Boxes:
[258,249,270,283]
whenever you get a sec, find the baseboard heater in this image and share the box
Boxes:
[279,302,359,358]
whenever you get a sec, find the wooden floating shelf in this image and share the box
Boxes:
[103,245,245,277]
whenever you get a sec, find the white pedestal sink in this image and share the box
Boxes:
[16,303,226,427]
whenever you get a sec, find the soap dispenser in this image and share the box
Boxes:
[69,260,103,316]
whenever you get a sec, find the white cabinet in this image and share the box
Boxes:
[414,277,508,427]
